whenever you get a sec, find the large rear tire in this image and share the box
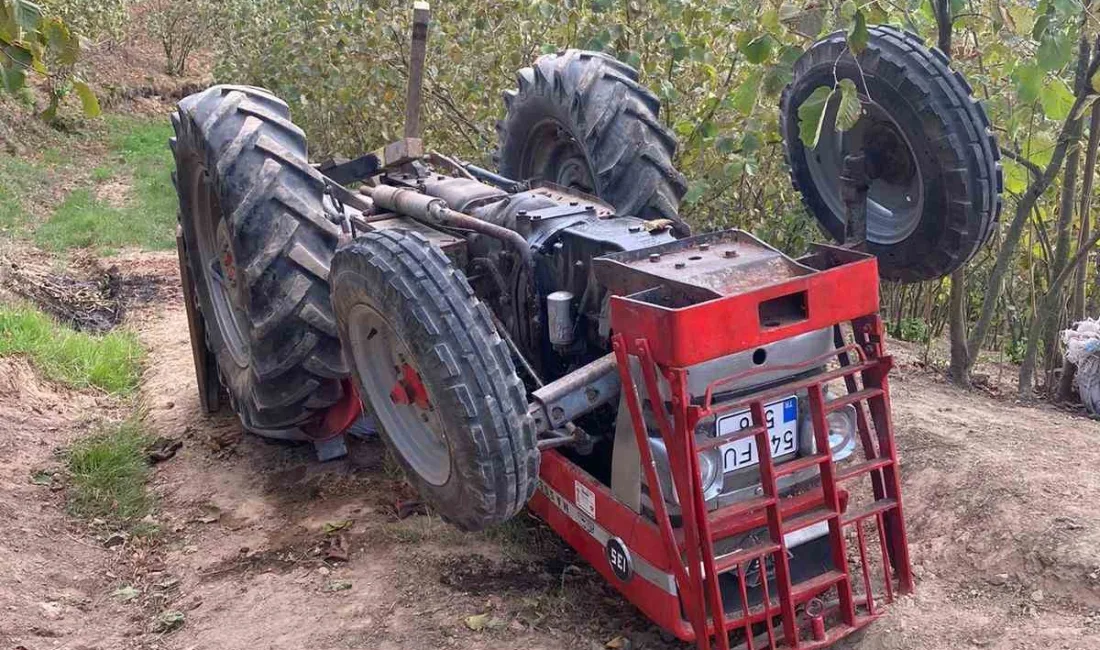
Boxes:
[496,50,689,236]
[331,230,538,531]
[172,85,347,436]
[780,26,1002,283]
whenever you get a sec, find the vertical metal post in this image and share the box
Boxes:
[840,153,869,249]
[404,1,430,139]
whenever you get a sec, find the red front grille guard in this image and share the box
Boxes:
[530,241,913,649]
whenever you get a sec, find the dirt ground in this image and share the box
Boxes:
[0,251,1097,650]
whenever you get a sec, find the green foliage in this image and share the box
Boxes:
[798,85,834,149]
[890,317,931,343]
[0,0,99,120]
[34,116,176,252]
[207,0,1100,365]
[0,154,44,231]
[847,10,869,55]
[797,79,860,149]
[0,304,144,394]
[39,0,129,44]
[66,418,153,522]
[143,0,218,76]
[1005,337,1027,364]
[834,79,861,130]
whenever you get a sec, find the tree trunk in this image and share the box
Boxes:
[1019,37,1092,398]
[1057,97,1100,399]
[934,0,972,386]
[948,269,970,385]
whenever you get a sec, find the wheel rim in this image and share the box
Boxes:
[346,303,451,486]
[190,162,251,366]
[806,100,924,245]
[520,119,596,193]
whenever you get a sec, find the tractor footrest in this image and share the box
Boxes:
[841,498,898,525]
[714,541,782,574]
[790,569,847,602]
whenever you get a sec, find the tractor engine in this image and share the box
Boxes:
[381,171,675,382]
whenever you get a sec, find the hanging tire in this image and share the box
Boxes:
[496,49,690,236]
[780,25,1002,283]
[330,230,538,531]
[172,85,347,437]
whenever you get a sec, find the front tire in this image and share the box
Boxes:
[331,230,538,531]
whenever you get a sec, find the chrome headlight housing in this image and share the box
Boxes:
[825,404,858,461]
[648,436,724,504]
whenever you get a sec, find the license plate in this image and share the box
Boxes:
[717,396,798,472]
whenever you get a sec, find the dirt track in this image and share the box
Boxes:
[2,251,1099,650]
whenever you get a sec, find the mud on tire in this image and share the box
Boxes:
[172,85,347,435]
[780,26,1002,283]
[331,230,538,531]
[496,49,689,236]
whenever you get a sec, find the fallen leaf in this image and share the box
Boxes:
[30,470,52,486]
[112,585,140,602]
[152,610,185,633]
[606,636,631,649]
[464,612,491,631]
[322,519,353,534]
[323,580,353,592]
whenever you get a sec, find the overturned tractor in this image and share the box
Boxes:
[171,5,999,649]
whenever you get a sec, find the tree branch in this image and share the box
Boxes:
[999,145,1043,182]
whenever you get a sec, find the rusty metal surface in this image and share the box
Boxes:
[593,230,814,301]
[529,181,616,218]
[529,353,619,433]
[367,216,467,268]
[418,174,507,212]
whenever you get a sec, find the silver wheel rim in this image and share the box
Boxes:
[191,164,250,366]
[346,303,451,486]
[521,119,596,193]
[806,100,924,245]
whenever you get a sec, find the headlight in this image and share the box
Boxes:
[648,437,724,504]
[826,405,857,458]
[696,447,723,500]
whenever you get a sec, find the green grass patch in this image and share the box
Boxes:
[66,418,153,522]
[0,304,144,394]
[34,115,176,253]
[0,156,46,233]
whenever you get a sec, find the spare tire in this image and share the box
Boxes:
[496,49,689,236]
[172,85,347,437]
[780,25,1002,283]
[330,230,538,531]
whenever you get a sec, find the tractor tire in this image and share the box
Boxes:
[496,49,690,236]
[780,25,1002,283]
[172,85,347,437]
[330,229,538,531]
